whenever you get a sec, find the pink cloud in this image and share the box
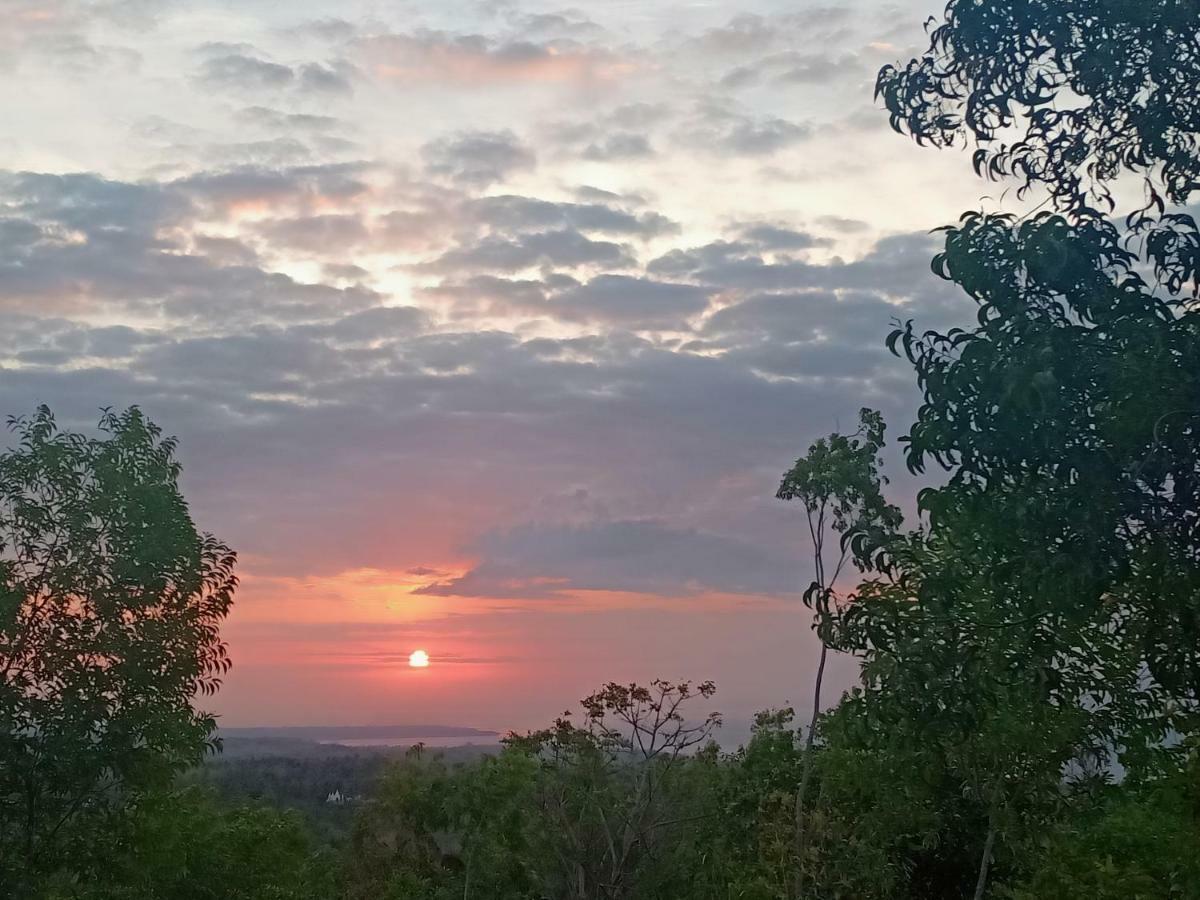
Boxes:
[358,31,636,87]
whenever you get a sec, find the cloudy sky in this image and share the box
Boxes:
[3,0,1004,731]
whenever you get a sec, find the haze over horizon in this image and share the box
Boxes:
[3,0,1000,731]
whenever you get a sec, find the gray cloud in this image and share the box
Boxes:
[197,50,357,96]
[0,170,380,325]
[740,224,830,252]
[515,12,606,40]
[583,133,654,161]
[430,273,711,327]
[721,50,865,90]
[681,101,812,156]
[467,195,676,238]
[814,214,870,234]
[685,9,855,57]
[551,275,711,326]
[0,162,965,596]
[254,214,370,254]
[199,52,295,90]
[297,61,356,95]
[173,163,371,213]
[419,519,800,598]
[422,130,536,187]
[421,228,634,274]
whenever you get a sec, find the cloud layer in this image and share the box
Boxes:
[0,0,984,728]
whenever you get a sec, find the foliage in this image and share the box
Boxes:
[811,186,1200,900]
[0,407,237,889]
[776,409,901,895]
[1004,749,1200,899]
[183,750,396,843]
[891,210,1200,715]
[777,407,902,607]
[34,788,336,900]
[876,0,1200,212]
[345,682,809,900]
[792,5,1200,897]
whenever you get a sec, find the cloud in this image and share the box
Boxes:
[421,229,634,274]
[418,519,801,598]
[173,163,371,215]
[422,130,536,186]
[429,273,711,328]
[1,0,152,72]
[814,214,870,234]
[583,133,654,161]
[684,9,856,58]
[297,61,356,95]
[0,170,381,324]
[253,214,369,254]
[197,50,357,96]
[467,195,675,238]
[290,18,360,44]
[357,29,631,87]
[647,231,951,299]
[540,103,670,161]
[516,12,606,40]
[234,106,345,132]
[681,101,812,156]
[720,51,865,89]
[550,275,712,326]
[740,224,830,251]
[198,52,295,90]
[0,166,967,597]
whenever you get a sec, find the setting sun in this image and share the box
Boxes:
[408,649,430,668]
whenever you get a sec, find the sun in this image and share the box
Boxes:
[408,649,430,668]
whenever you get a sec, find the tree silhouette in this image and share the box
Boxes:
[0,406,237,887]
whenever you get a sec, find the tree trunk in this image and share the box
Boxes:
[793,639,829,898]
[973,814,998,900]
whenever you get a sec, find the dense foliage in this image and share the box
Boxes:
[875,0,1200,212]
[0,408,237,893]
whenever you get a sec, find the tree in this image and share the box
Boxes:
[347,681,726,900]
[507,680,722,900]
[776,408,900,896]
[41,788,338,900]
[875,0,1200,214]
[0,406,237,888]
[892,211,1200,716]
[799,4,1200,896]
[1004,740,1200,899]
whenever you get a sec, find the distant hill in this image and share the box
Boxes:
[219,724,499,741]
[212,724,501,759]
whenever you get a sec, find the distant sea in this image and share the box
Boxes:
[219,721,761,752]
[317,735,502,748]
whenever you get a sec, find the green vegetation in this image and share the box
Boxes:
[0,407,237,896]
[4,1,1200,897]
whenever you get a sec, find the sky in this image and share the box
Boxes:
[1,0,1004,732]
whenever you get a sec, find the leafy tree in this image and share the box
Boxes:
[876,0,1200,213]
[347,681,725,900]
[507,680,722,900]
[1004,743,1200,899]
[793,4,1200,897]
[776,408,900,895]
[0,407,237,889]
[40,788,338,900]
[344,747,463,900]
[891,211,1200,717]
